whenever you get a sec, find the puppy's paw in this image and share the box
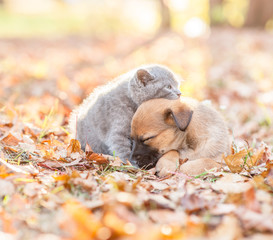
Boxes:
[180,158,221,176]
[155,155,179,178]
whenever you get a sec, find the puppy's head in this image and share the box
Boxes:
[130,98,193,168]
[129,138,160,169]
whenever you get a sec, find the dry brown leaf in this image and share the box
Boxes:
[85,142,93,153]
[149,209,187,224]
[62,200,101,240]
[1,133,20,146]
[23,182,41,197]
[212,173,252,194]
[181,193,210,214]
[0,179,15,197]
[0,123,13,128]
[248,147,265,167]
[236,208,273,232]
[86,152,109,165]
[262,162,273,178]
[22,126,38,139]
[223,149,249,173]
[67,139,81,153]
[209,215,242,240]
[4,146,18,153]
[84,143,109,165]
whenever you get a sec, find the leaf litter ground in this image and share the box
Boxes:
[0,28,273,240]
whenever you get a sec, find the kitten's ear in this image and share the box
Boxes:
[136,69,154,86]
[164,107,193,131]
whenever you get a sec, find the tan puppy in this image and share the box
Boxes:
[130,97,230,177]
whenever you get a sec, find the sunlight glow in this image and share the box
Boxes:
[168,0,189,11]
[183,17,207,38]
[123,1,158,33]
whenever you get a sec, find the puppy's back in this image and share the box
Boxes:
[179,97,230,161]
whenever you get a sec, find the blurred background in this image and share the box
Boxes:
[0,0,273,145]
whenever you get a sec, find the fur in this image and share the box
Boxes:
[69,64,181,163]
[130,97,230,176]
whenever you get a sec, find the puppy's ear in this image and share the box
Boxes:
[136,69,154,86]
[164,108,193,131]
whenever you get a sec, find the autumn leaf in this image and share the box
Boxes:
[4,146,18,153]
[181,193,210,214]
[86,152,109,165]
[52,174,71,182]
[0,165,13,179]
[247,147,265,167]
[62,200,102,240]
[85,142,93,153]
[1,133,20,146]
[262,162,273,189]
[67,139,82,153]
[223,149,249,173]
[0,24,273,240]
[85,143,109,165]
[53,171,80,182]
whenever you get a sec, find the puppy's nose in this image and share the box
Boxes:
[177,92,181,97]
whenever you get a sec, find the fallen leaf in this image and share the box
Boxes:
[0,165,13,179]
[212,173,252,193]
[181,192,210,214]
[149,209,187,224]
[62,200,101,240]
[23,182,42,197]
[248,147,265,166]
[67,139,81,153]
[86,152,109,165]
[209,215,242,240]
[223,148,263,173]
[1,133,20,146]
[236,207,273,232]
[0,179,15,197]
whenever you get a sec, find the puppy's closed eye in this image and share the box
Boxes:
[142,135,156,143]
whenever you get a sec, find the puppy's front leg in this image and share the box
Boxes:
[180,158,221,176]
[155,150,180,177]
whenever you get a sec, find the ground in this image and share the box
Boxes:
[0,28,273,240]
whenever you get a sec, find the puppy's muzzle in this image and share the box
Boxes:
[129,139,161,170]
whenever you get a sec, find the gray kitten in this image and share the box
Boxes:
[69,64,181,164]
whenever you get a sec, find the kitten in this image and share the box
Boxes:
[69,64,181,164]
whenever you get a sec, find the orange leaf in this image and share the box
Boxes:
[0,165,13,179]
[247,147,265,167]
[1,133,20,146]
[86,152,109,165]
[4,146,18,153]
[23,126,38,139]
[223,149,249,173]
[85,142,93,153]
[67,139,81,153]
[53,174,70,182]
[85,143,109,164]
[62,200,101,239]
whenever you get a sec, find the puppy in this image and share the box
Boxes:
[130,97,230,177]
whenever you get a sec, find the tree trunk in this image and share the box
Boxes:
[245,0,273,27]
[159,0,171,31]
